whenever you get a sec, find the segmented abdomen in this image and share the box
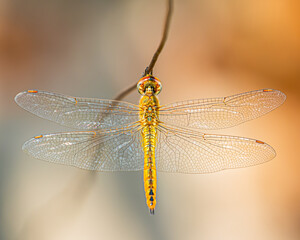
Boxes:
[142,126,157,214]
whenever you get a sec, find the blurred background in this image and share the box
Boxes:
[0,0,299,239]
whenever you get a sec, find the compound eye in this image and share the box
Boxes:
[137,80,146,95]
[153,81,162,95]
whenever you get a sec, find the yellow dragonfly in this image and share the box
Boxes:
[15,75,286,214]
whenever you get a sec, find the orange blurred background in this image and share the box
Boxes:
[0,0,299,239]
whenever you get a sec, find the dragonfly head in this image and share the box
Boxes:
[137,75,162,96]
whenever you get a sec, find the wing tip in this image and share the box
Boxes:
[14,91,26,105]
[15,90,39,106]
[255,139,277,160]
[22,139,31,152]
[22,134,43,151]
[263,88,287,105]
[274,89,287,104]
[22,137,34,152]
[280,90,287,104]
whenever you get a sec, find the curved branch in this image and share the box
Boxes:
[144,0,173,76]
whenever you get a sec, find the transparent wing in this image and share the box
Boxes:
[159,89,286,130]
[22,125,144,171]
[15,90,140,130]
[156,124,275,173]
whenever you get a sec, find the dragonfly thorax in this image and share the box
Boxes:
[138,75,160,126]
[139,94,159,126]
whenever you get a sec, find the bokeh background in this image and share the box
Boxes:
[0,0,299,239]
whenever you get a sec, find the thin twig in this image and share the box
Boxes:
[144,0,173,76]
[113,0,173,102]
[114,83,137,101]
[114,0,173,100]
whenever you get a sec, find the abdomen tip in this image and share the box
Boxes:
[149,209,155,215]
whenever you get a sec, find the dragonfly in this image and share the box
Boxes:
[15,75,286,214]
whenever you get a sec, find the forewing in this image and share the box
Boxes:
[156,125,275,173]
[23,127,144,171]
[159,89,286,130]
[15,90,140,130]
